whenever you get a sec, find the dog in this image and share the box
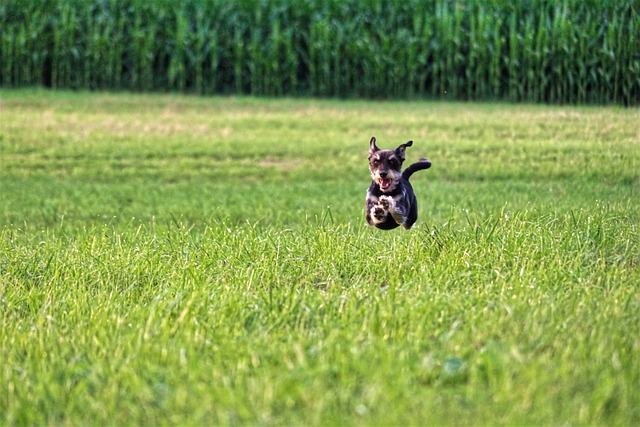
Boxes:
[366,136,431,230]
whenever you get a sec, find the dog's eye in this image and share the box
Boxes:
[372,159,380,166]
[390,159,399,168]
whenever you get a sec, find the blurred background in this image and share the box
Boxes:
[1,0,639,105]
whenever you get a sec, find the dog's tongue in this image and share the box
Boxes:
[380,178,392,189]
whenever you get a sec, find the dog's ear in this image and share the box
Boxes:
[369,136,379,159]
[394,140,413,161]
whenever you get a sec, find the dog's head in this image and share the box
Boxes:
[368,136,413,192]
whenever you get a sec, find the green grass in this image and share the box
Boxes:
[0,89,639,425]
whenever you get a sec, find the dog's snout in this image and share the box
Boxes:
[379,170,388,178]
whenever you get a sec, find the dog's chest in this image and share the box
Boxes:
[367,193,404,205]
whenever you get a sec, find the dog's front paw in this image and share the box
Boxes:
[379,195,393,209]
[373,206,387,220]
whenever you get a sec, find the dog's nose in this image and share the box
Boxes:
[379,171,388,178]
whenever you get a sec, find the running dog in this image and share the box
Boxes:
[365,136,431,230]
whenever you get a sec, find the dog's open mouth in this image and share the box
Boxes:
[379,178,392,190]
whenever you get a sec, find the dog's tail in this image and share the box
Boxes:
[402,158,432,180]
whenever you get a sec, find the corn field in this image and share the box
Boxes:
[1,0,639,105]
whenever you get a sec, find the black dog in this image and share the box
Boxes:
[366,137,431,230]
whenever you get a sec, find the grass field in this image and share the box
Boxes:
[0,89,639,425]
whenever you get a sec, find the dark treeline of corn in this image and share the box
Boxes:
[1,0,639,105]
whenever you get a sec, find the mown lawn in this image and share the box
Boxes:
[0,90,638,425]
